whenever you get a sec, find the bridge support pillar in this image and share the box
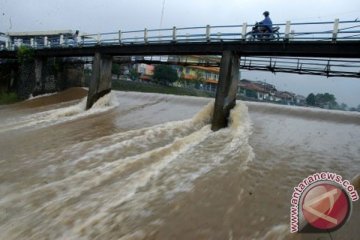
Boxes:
[17,60,35,99]
[35,58,44,93]
[211,50,240,131]
[86,52,112,109]
[17,57,62,99]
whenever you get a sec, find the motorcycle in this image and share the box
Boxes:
[245,22,280,41]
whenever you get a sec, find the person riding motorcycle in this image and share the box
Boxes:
[246,11,279,40]
[259,11,273,34]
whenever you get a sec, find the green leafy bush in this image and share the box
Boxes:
[0,91,18,104]
[17,45,34,63]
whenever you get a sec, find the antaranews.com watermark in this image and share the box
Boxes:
[290,172,359,233]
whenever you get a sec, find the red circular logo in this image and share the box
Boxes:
[302,183,350,231]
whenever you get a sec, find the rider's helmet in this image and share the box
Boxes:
[263,11,269,17]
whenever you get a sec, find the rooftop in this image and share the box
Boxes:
[7,30,74,37]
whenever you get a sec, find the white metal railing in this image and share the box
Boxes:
[1,19,360,51]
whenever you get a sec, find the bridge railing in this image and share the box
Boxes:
[1,19,360,51]
[275,20,360,41]
[79,19,360,44]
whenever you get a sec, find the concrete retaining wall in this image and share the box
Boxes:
[0,58,85,99]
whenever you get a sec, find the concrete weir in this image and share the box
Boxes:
[211,51,240,131]
[86,52,112,109]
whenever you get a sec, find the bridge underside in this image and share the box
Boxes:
[81,50,242,128]
[1,41,360,59]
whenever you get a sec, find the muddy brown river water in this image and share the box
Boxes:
[0,88,359,240]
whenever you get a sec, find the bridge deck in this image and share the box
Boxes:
[1,40,360,59]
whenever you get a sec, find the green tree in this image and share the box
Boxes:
[349,107,357,111]
[307,92,339,108]
[339,103,348,111]
[153,65,178,85]
[349,104,360,112]
[306,93,316,106]
[315,93,337,108]
[17,45,34,63]
[128,68,139,81]
[112,63,121,79]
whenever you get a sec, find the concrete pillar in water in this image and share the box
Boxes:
[211,50,240,131]
[86,52,112,109]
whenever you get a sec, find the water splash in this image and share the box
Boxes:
[0,92,117,132]
[0,99,255,239]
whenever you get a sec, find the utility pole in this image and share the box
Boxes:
[159,0,166,29]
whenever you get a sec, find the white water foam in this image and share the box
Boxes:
[0,123,212,239]
[27,92,58,100]
[0,92,118,132]
[162,102,254,200]
[0,100,255,239]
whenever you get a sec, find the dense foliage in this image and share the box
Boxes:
[306,92,338,109]
[153,65,178,85]
[17,45,34,63]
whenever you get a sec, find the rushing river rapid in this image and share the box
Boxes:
[0,88,359,240]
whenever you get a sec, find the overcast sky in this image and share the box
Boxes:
[1,0,360,107]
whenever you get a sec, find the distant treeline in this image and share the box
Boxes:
[306,93,360,111]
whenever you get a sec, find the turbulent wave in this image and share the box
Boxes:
[0,95,254,239]
[27,92,58,100]
[1,90,359,239]
[0,92,117,133]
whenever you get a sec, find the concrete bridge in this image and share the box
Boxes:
[1,19,360,130]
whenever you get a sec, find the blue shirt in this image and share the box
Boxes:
[260,16,273,28]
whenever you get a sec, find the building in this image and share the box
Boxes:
[131,56,305,106]
[0,32,9,49]
[275,91,296,105]
[132,55,223,92]
[175,65,219,91]
[169,55,221,91]
[6,30,77,48]
[239,79,277,101]
[239,79,303,105]
[295,94,306,106]
[137,63,155,81]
